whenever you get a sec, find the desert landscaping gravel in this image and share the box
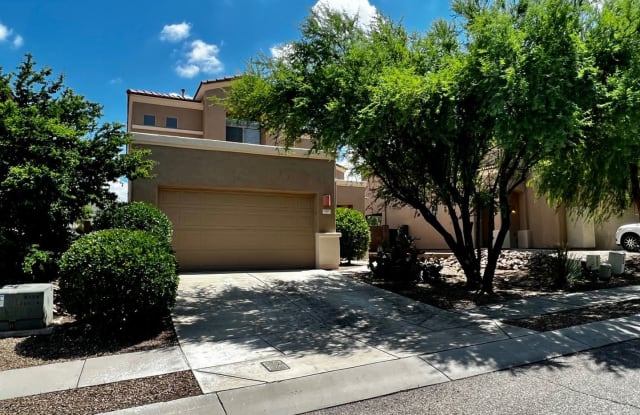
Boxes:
[504,298,640,331]
[0,370,201,415]
[0,316,178,371]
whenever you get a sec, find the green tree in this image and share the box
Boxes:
[0,55,153,282]
[534,0,640,220]
[336,207,370,264]
[224,0,590,293]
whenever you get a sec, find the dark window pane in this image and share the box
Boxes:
[166,117,178,128]
[226,126,243,142]
[143,114,155,126]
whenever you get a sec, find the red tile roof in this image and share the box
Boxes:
[128,75,243,102]
[202,75,241,83]
[126,89,194,101]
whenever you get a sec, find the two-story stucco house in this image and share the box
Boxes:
[126,77,367,271]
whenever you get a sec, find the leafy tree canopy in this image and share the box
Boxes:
[533,0,640,221]
[224,0,626,293]
[0,54,153,281]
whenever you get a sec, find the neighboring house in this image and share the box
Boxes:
[364,180,636,251]
[127,77,342,271]
[335,164,366,214]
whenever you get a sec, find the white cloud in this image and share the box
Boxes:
[176,64,200,78]
[12,34,23,48]
[270,43,293,59]
[109,77,123,85]
[0,23,11,41]
[160,22,191,42]
[0,22,23,48]
[108,179,128,202]
[175,39,223,78]
[312,0,378,29]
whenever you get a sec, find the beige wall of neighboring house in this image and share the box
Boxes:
[364,179,602,251]
[127,78,341,271]
[336,180,366,213]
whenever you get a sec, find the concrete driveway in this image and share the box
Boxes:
[172,268,520,394]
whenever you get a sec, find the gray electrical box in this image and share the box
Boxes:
[0,283,54,331]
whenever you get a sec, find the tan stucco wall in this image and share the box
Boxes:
[130,102,203,136]
[263,133,313,149]
[523,190,565,248]
[130,144,336,234]
[202,89,226,140]
[336,183,366,213]
[374,203,452,250]
[365,181,569,250]
[566,212,596,248]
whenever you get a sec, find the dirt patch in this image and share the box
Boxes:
[0,370,201,415]
[503,299,640,332]
[0,315,178,371]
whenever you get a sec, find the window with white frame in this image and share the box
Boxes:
[226,119,260,144]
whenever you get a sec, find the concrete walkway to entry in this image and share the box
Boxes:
[3,267,640,414]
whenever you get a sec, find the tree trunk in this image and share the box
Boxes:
[481,195,511,294]
[451,244,482,290]
[630,163,640,213]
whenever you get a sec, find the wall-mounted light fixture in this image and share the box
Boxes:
[322,194,332,208]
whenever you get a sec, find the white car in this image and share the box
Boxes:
[616,223,640,251]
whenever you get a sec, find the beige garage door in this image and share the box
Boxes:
[158,188,316,270]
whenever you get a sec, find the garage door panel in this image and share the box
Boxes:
[159,189,316,270]
[174,229,314,251]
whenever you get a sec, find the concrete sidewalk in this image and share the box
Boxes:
[2,268,640,415]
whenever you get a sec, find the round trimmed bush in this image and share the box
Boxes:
[94,202,173,244]
[336,207,371,264]
[59,229,179,332]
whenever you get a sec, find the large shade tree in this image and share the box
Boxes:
[534,0,640,221]
[0,55,153,281]
[223,0,601,293]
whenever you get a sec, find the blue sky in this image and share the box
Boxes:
[0,0,452,199]
[1,0,452,124]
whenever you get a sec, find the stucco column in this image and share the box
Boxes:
[315,232,341,270]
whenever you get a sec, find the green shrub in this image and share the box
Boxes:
[94,202,173,244]
[336,207,371,264]
[528,246,582,289]
[59,229,179,332]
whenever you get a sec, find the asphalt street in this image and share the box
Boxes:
[306,339,640,415]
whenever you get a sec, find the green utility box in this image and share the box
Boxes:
[0,283,53,331]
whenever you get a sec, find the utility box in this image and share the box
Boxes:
[0,284,53,331]
[608,251,626,275]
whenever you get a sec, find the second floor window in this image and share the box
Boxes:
[226,119,260,144]
[143,114,155,126]
[166,117,178,129]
